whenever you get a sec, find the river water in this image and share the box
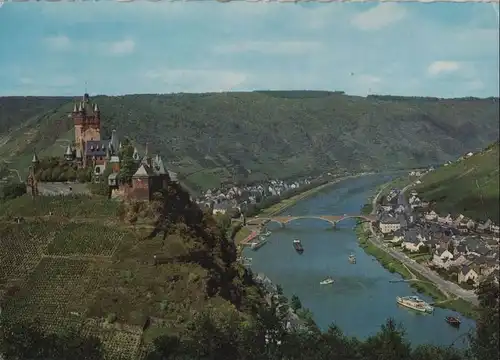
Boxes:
[243,174,475,348]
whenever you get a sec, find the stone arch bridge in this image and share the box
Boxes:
[246,214,376,228]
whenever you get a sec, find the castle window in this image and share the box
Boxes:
[100,157,103,161]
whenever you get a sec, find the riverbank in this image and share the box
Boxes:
[355,220,478,319]
[234,173,375,245]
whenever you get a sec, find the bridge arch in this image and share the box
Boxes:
[280,216,337,227]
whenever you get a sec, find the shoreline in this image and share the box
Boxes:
[236,172,374,246]
[356,178,478,319]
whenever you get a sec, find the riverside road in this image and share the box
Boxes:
[368,183,478,305]
[244,173,475,348]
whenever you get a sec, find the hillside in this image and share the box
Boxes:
[1,191,499,360]
[0,92,498,190]
[415,141,500,223]
[0,188,263,359]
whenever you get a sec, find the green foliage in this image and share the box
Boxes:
[290,294,302,312]
[119,137,135,184]
[35,157,91,182]
[1,93,498,190]
[0,182,26,201]
[415,142,500,222]
[0,322,103,360]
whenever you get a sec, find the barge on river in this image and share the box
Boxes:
[396,296,434,313]
[293,239,304,254]
[445,316,461,327]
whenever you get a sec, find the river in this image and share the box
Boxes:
[243,173,476,348]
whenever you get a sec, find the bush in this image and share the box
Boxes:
[0,182,26,201]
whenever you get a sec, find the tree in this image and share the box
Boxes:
[468,279,499,360]
[0,322,103,360]
[290,294,302,312]
[0,182,26,201]
[362,318,411,360]
[119,138,136,185]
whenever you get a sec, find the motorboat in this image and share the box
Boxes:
[348,254,356,264]
[293,239,304,254]
[445,316,461,327]
[320,277,335,285]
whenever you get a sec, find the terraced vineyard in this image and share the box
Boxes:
[0,221,60,285]
[1,257,105,332]
[47,223,128,257]
[81,319,143,360]
[0,194,120,218]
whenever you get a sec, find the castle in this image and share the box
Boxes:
[64,93,177,201]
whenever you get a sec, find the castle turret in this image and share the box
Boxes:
[64,144,74,161]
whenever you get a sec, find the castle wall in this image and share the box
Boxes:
[82,127,101,142]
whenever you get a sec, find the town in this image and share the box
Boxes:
[375,182,500,290]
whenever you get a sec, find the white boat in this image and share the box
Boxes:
[320,277,335,285]
[261,230,272,237]
[348,254,356,264]
[251,236,268,250]
[396,296,434,313]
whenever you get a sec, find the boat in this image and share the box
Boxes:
[348,254,356,264]
[250,236,268,251]
[320,277,335,285]
[445,316,461,327]
[261,230,272,237]
[396,296,434,313]
[293,239,304,254]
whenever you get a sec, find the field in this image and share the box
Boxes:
[415,142,499,222]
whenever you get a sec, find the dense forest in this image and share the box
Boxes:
[0,92,498,190]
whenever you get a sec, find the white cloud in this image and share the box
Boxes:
[213,41,323,55]
[45,35,71,51]
[351,3,407,31]
[145,69,247,92]
[108,39,135,55]
[427,61,461,76]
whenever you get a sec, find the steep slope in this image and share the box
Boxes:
[415,141,500,222]
[0,186,262,358]
[0,92,498,190]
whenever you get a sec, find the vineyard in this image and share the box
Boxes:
[1,257,105,331]
[47,223,128,257]
[81,319,143,360]
[0,221,60,285]
[0,194,120,218]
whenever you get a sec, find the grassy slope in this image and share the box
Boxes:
[0,92,498,190]
[415,142,499,223]
[0,194,263,359]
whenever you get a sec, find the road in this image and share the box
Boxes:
[368,180,479,305]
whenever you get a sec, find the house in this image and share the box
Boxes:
[425,211,438,221]
[390,229,404,243]
[437,214,453,225]
[379,215,401,234]
[477,219,492,232]
[213,202,229,215]
[491,224,500,234]
[458,265,480,286]
[401,230,426,252]
[432,248,454,269]
[451,254,470,268]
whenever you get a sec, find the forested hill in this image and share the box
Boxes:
[0,92,498,190]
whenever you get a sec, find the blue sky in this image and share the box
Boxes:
[0,1,498,98]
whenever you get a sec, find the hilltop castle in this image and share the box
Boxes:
[64,93,177,201]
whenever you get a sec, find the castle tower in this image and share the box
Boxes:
[71,92,101,161]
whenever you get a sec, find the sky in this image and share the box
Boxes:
[0,1,498,98]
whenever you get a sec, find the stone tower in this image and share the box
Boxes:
[71,93,101,158]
